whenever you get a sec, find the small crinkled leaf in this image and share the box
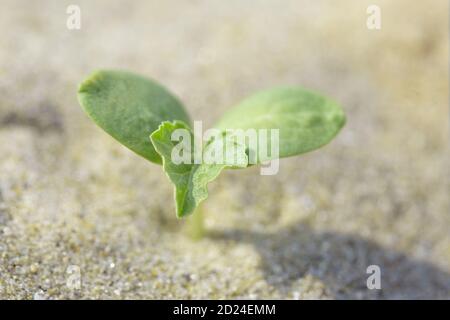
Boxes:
[78,70,191,164]
[214,87,346,162]
[150,121,248,217]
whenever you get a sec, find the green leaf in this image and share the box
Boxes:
[150,121,248,217]
[78,70,191,164]
[214,87,346,162]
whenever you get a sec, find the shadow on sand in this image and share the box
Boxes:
[209,221,450,299]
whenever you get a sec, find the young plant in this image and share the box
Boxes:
[78,70,345,221]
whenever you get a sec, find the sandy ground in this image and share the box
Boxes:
[0,0,449,299]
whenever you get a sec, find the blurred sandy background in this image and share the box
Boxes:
[0,0,448,299]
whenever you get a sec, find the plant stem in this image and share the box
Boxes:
[185,205,205,240]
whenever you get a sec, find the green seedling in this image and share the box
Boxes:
[78,70,345,228]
